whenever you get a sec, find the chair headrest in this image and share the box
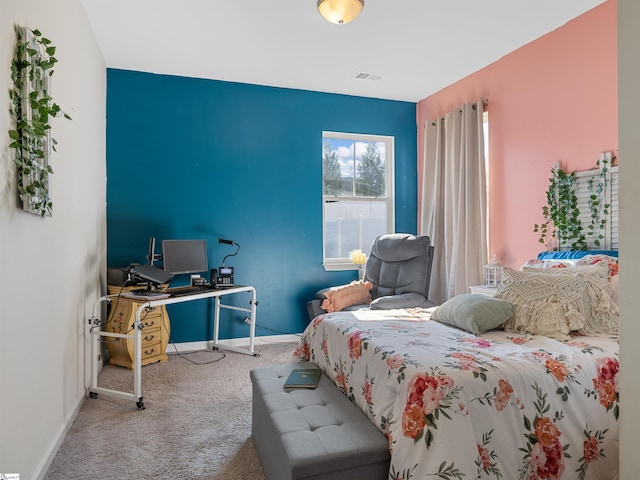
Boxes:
[370,234,431,262]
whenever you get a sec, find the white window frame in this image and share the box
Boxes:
[322,131,395,271]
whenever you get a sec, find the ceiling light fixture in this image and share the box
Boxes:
[317,0,364,25]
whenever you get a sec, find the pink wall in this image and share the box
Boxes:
[417,0,617,269]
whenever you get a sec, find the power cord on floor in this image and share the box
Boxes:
[253,321,303,337]
[167,342,227,365]
[163,319,300,366]
[162,315,227,365]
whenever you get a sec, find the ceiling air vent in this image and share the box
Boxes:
[354,72,384,81]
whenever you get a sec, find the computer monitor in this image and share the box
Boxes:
[162,239,208,275]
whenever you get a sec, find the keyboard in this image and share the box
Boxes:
[122,290,171,300]
[167,286,213,297]
[140,290,169,297]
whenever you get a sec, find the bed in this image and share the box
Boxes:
[293,257,619,480]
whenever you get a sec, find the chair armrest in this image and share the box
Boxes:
[307,299,326,320]
[370,292,435,310]
[315,288,330,300]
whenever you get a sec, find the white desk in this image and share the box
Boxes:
[87,285,257,409]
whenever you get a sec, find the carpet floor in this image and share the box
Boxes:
[44,342,298,480]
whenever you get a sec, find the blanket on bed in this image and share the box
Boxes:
[294,309,619,480]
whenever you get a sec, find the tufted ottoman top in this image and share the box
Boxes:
[250,363,390,480]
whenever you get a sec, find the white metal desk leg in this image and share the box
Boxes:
[133,312,145,410]
[88,295,109,399]
[90,322,99,392]
[213,296,221,347]
[248,287,257,354]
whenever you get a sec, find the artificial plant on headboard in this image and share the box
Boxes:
[8,26,71,217]
[534,153,618,251]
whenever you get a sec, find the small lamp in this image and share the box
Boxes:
[219,238,239,265]
[317,0,364,25]
[484,255,503,287]
[350,249,367,280]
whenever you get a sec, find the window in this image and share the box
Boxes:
[322,131,394,270]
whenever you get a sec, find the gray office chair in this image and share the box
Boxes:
[306,233,435,320]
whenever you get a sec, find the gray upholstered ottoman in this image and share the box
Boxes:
[250,362,390,480]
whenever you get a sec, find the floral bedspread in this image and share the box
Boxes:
[293,308,619,480]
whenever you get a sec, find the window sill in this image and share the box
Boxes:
[323,262,361,272]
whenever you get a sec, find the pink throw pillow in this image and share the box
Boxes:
[321,281,373,312]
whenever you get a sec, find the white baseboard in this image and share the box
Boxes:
[167,333,301,354]
[35,395,85,480]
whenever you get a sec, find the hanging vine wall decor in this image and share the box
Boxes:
[8,26,70,217]
[533,153,617,251]
[586,154,615,248]
[533,166,586,251]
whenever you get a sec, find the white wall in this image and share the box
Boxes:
[618,1,640,478]
[0,1,106,478]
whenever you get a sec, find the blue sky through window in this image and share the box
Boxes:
[328,138,386,181]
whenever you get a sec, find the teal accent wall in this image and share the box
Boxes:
[106,69,417,342]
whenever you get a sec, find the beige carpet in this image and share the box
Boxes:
[44,342,298,480]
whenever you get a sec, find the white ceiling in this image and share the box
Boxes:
[80,0,606,103]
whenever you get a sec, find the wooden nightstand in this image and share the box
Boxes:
[105,286,170,369]
[469,285,499,297]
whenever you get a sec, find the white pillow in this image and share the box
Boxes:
[521,259,576,269]
[574,254,619,306]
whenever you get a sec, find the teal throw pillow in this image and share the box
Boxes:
[431,293,517,335]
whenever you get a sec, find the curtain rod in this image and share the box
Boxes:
[428,98,488,126]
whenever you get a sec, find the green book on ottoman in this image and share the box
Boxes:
[283,368,322,389]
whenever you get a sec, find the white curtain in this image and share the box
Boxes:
[420,101,487,305]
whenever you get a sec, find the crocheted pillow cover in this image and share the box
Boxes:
[522,264,618,334]
[496,266,617,338]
